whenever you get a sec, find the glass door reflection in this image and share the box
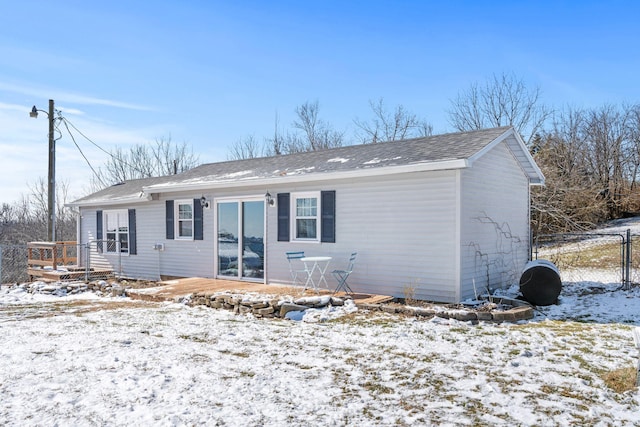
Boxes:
[242,201,264,279]
[217,202,239,277]
[216,199,264,280]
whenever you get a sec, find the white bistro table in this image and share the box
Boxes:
[300,256,332,292]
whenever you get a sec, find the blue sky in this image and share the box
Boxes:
[1,0,639,203]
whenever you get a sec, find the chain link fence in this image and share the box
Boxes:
[0,241,121,285]
[533,231,634,288]
[630,235,640,285]
[0,244,29,284]
[5,233,640,288]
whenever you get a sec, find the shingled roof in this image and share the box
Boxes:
[69,127,543,207]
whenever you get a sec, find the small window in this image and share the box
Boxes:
[292,192,320,241]
[176,200,194,239]
[103,209,129,254]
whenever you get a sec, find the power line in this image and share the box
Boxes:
[60,116,150,179]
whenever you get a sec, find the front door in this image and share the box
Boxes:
[216,198,265,281]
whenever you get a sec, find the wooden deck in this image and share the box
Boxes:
[28,267,114,281]
[126,277,394,305]
[25,241,114,281]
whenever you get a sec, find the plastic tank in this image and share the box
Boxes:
[519,259,562,306]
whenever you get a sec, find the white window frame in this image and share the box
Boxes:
[103,209,129,254]
[175,199,194,240]
[291,191,320,242]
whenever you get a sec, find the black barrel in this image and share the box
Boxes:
[519,260,562,306]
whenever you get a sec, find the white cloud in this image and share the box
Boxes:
[0,103,166,203]
[0,82,153,112]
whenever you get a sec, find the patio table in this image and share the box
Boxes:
[300,256,332,292]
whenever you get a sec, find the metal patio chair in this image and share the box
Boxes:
[332,252,357,295]
[286,251,308,286]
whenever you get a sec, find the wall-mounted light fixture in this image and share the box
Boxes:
[200,196,210,209]
[265,191,275,207]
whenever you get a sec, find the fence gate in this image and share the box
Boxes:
[533,231,633,289]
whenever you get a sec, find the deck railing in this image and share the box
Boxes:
[27,241,78,275]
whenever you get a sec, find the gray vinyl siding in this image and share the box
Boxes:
[79,195,216,281]
[459,141,530,301]
[155,192,215,279]
[77,140,530,303]
[265,171,459,302]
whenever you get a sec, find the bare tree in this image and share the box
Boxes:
[227,135,264,160]
[628,104,640,193]
[582,105,633,218]
[292,100,344,151]
[0,179,76,243]
[354,98,433,143]
[531,109,607,234]
[26,178,76,241]
[531,103,640,233]
[90,136,200,190]
[448,73,552,145]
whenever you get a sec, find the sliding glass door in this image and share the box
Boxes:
[217,199,264,280]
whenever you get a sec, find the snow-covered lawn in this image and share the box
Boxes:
[1,279,639,426]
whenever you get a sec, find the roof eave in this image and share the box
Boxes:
[66,192,152,209]
[141,159,470,194]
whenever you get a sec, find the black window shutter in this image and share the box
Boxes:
[166,200,175,239]
[193,198,203,240]
[128,209,137,255]
[277,193,290,242]
[321,190,336,243]
[96,210,103,253]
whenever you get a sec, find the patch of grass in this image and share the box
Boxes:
[188,353,212,363]
[363,380,394,394]
[292,363,315,370]
[544,240,622,269]
[600,366,638,393]
[217,349,251,358]
[178,332,217,344]
[403,281,419,306]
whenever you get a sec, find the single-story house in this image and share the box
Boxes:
[68,126,544,303]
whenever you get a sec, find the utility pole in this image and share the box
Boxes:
[47,99,56,242]
[31,99,56,242]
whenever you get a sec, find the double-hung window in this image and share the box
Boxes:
[292,192,320,241]
[104,209,129,254]
[176,200,194,239]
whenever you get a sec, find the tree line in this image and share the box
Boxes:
[0,137,199,244]
[229,73,640,236]
[2,72,639,244]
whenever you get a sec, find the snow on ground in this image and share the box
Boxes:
[1,281,639,426]
[2,219,640,426]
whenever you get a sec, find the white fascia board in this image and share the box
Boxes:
[66,193,152,208]
[141,159,469,194]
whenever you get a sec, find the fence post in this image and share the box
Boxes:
[85,243,90,282]
[626,229,632,290]
[118,241,123,278]
[0,244,3,286]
